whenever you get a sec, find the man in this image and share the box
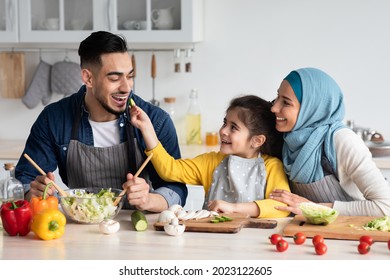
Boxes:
[15,31,187,212]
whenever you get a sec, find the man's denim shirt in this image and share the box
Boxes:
[15,85,188,207]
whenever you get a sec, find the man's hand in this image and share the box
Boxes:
[27,172,56,200]
[123,173,168,212]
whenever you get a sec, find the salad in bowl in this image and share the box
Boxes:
[59,187,125,224]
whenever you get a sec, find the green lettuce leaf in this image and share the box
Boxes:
[300,202,339,225]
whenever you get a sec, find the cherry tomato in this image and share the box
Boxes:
[312,235,325,246]
[276,239,289,252]
[269,233,283,245]
[357,242,370,254]
[315,242,327,255]
[359,235,374,246]
[293,232,306,245]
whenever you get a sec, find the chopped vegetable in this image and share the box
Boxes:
[363,216,390,231]
[300,202,339,225]
[60,188,118,224]
[209,215,233,223]
[131,210,148,231]
[128,98,136,107]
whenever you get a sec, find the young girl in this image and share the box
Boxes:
[130,95,290,218]
[270,67,390,216]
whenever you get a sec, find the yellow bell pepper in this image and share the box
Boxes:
[31,208,66,240]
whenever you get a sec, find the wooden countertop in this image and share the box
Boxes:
[1,210,389,260]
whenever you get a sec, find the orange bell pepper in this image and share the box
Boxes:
[30,182,59,216]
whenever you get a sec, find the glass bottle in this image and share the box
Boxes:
[163,97,177,122]
[186,89,202,145]
[0,163,24,204]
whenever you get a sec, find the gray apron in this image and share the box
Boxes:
[290,155,354,203]
[204,154,267,208]
[66,98,151,209]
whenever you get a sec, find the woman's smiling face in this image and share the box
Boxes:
[271,80,301,132]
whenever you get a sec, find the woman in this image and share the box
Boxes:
[270,67,390,216]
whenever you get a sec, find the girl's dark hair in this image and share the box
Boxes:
[227,95,283,159]
[78,31,128,68]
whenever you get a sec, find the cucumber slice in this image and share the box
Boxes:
[131,210,148,231]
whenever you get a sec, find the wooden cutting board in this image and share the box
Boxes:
[0,52,25,99]
[283,215,390,242]
[154,213,277,234]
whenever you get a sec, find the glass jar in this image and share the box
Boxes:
[205,132,219,146]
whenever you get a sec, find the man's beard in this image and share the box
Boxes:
[99,97,125,116]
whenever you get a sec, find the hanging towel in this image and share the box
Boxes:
[51,60,82,96]
[22,60,52,109]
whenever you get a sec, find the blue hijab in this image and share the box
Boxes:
[282,68,346,183]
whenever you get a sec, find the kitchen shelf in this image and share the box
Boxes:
[13,0,203,44]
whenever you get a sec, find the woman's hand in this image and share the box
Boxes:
[269,189,311,215]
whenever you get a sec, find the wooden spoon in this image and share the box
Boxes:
[113,153,154,206]
[23,153,68,197]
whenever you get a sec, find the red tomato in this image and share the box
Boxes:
[315,242,327,255]
[269,233,283,245]
[293,232,306,245]
[357,242,370,254]
[359,235,374,246]
[312,235,325,246]
[276,239,289,252]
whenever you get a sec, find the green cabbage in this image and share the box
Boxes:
[363,216,390,231]
[299,202,339,225]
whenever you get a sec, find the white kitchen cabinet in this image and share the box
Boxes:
[18,0,203,44]
[0,0,19,42]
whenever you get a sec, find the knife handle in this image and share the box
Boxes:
[151,53,156,78]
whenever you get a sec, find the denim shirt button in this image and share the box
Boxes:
[120,122,124,127]
[63,147,67,151]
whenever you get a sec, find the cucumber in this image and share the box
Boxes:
[131,210,148,231]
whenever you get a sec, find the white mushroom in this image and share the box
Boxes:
[99,219,120,234]
[164,217,186,236]
[157,210,176,223]
[195,210,211,220]
[175,210,188,219]
[180,210,197,220]
[168,204,183,214]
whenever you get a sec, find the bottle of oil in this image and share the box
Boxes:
[186,88,202,145]
[0,163,24,204]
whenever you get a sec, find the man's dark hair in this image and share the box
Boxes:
[78,31,128,68]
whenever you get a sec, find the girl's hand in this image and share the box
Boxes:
[269,189,311,215]
[129,105,152,130]
[129,104,158,150]
[208,200,236,213]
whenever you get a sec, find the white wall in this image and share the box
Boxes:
[1,0,390,143]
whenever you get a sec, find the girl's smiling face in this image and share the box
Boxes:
[219,108,260,158]
[271,80,301,132]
